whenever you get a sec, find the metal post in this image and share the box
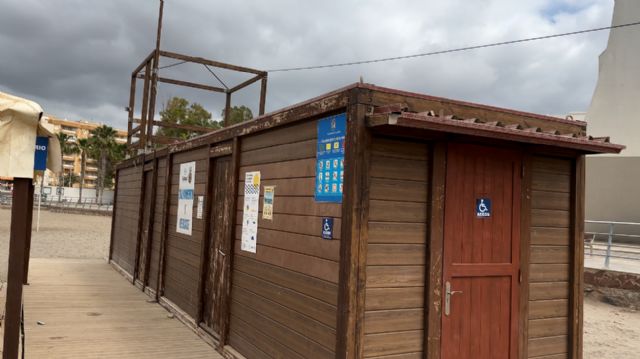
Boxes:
[604,223,614,268]
[36,173,44,232]
[3,178,32,359]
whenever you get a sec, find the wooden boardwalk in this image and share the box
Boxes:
[20,258,220,358]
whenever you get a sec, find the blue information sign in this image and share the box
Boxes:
[314,113,346,203]
[476,198,491,218]
[34,136,49,171]
[322,217,334,240]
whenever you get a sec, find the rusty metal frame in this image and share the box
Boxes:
[127,49,268,152]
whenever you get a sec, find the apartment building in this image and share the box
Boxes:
[45,115,127,189]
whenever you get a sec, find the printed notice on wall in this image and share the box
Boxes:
[241,171,261,253]
[196,196,204,219]
[176,161,195,235]
[263,186,275,220]
[315,113,346,203]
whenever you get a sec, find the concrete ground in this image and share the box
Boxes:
[1,208,639,357]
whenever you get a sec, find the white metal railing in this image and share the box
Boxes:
[585,220,640,268]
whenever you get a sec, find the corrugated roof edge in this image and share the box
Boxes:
[356,83,588,129]
[368,111,624,154]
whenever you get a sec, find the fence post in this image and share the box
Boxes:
[604,223,614,268]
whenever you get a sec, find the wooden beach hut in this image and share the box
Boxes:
[109,83,623,359]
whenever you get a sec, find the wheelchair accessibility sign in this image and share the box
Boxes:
[476,198,491,218]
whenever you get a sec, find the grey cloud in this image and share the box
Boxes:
[0,0,615,130]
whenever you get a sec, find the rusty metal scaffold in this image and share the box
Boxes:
[127,0,268,152]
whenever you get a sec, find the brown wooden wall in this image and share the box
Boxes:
[363,137,429,358]
[228,120,342,359]
[111,165,143,274]
[527,156,572,358]
[147,157,167,291]
[163,148,209,318]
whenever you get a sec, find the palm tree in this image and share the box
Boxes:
[90,125,117,204]
[76,138,92,203]
[55,132,78,202]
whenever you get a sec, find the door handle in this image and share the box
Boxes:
[444,281,463,316]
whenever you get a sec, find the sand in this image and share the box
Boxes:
[0,207,111,281]
[584,296,640,358]
[1,208,639,357]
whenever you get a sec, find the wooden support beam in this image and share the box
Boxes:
[259,75,268,116]
[152,76,226,93]
[140,61,152,150]
[152,120,216,133]
[570,155,586,359]
[218,136,240,349]
[426,142,446,359]
[130,125,141,135]
[22,183,34,284]
[228,74,262,93]
[224,92,231,127]
[336,96,369,358]
[518,154,533,359]
[156,153,173,299]
[3,178,32,359]
[127,75,137,147]
[159,50,266,76]
[151,135,180,145]
[132,50,156,76]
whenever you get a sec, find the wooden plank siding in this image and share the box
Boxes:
[147,157,167,291]
[363,137,429,358]
[162,147,209,318]
[111,165,143,275]
[228,119,342,359]
[527,156,572,358]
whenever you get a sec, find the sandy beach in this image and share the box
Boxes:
[0,207,111,281]
[0,208,639,357]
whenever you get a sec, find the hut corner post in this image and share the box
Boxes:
[3,178,34,359]
[336,90,370,358]
[571,155,586,359]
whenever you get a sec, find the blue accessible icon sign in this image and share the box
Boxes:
[476,198,491,218]
[321,217,333,240]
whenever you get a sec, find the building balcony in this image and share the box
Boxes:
[63,164,74,169]
[85,174,98,180]
[86,166,98,172]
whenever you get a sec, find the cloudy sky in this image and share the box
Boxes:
[0,0,619,129]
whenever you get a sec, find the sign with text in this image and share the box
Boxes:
[315,113,346,203]
[34,136,48,171]
[476,198,491,218]
[176,162,195,235]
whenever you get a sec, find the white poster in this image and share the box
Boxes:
[241,171,261,253]
[176,161,195,235]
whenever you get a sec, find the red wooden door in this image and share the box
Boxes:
[441,143,521,359]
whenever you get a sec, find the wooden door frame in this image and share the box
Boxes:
[427,142,528,359]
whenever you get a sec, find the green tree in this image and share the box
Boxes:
[222,105,253,126]
[90,125,118,204]
[62,173,79,187]
[76,138,93,203]
[55,132,79,201]
[156,97,218,140]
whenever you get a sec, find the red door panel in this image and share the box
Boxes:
[441,143,521,359]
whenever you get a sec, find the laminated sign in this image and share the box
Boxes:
[177,161,195,235]
[241,171,261,253]
[315,113,346,203]
[263,186,275,220]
